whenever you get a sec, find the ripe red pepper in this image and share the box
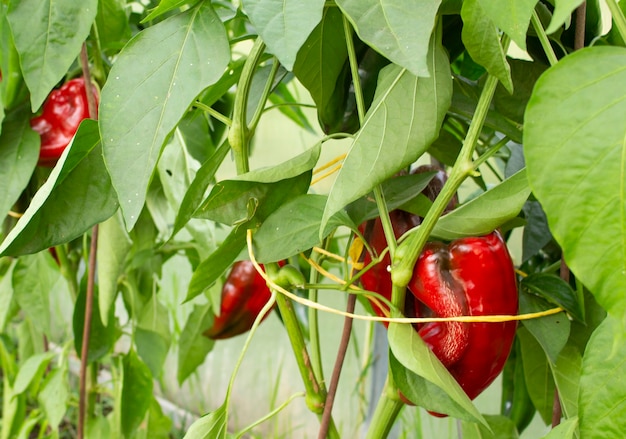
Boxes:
[358,168,518,409]
[30,78,98,166]
[409,231,518,402]
[204,261,275,340]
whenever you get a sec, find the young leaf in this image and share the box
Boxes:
[0,120,118,256]
[579,316,626,437]
[183,403,227,439]
[7,0,98,109]
[321,34,452,234]
[336,0,441,77]
[524,46,626,323]
[461,0,513,93]
[121,349,154,437]
[177,303,215,385]
[100,2,230,230]
[518,327,556,425]
[242,0,325,70]
[12,352,54,395]
[431,169,531,240]
[476,0,537,50]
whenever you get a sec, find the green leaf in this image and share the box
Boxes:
[461,414,519,438]
[143,0,194,23]
[12,252,60,336]
[432,169,531,240]
[388,322,487,426]
[476,0,537,50]
[461,0,513,93]
[541,417,578,439]
[121,349,153,437]
[0,261,17,332]
[182,403,227,439]
[518,327,556,425]
[95,0,132,52]
[38,365,69,430]
[135,328,170,378]
[579,316,626,437]
[321,35,452,233]
[97,211,132,326]
[236,142,321,183]
[336,0,441,77]
[520,273,584,322]
[242,0,325,70]
[7,0,98,109]
[12,352,54,395]
[0,120,119,256]
[293,7,348,113]
[524,46,626,322]
[553,344,582,419]
[546,0,584,34]
[73,283,117,364]
[173,140,230,236]
[100,2,230,230]
[493,60,548,124]
[519,290,570,364]
[185,226,246,303]
[135,398,173,439]
[253,194,354,263]
[177,303,216,385]
[0,106,39,218]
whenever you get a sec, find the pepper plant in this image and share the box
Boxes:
[0,0,625,438]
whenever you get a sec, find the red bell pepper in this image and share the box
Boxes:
[204,260,275,340]
[30,78,98,166]
[409,231,518,401]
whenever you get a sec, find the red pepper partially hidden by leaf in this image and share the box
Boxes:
[409,231,518,403]
[204,261,275,340]
[30,78,98,167]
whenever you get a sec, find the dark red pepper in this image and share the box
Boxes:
[30,78,98,166]
[204,261,275,340]
[409,231,518,402]
[358,167,518,410]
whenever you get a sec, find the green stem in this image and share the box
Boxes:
[531,10,559,66]
[365,377,404,439]
[248,56,280,134]
[343,15,366,124]
[233,392,305,439]
[193,101,232,127]
[472,136,511,170]
[606,0,626,44]
[308,250,325,384]
[228,38,266,174]
[391,70,504,289]
[274,293,341,438]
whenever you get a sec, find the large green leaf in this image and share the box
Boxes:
[0,120,118,256]
[461,0,513,93]
[321,35,452,233]
[431,169,531,240]
[524,46,626,322]
[388,322,487,425]
[579,316,626,437]
[476,0,537,50]
[336,0,441,77]
[242,0,325,70]
[0,106,39,219]
[7,0,98,110]
[100,2,229,230]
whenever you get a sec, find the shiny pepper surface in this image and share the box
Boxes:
[409,231,518,401]
[30,78,98,166]
[204,261,273,340]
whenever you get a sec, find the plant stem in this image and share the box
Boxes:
[318,293,357,439]
[193,101,232,127]
[228,38,265,175]
[80,44,98,119]
[574,2,587,51]
[606,0,626,43]
[77,225,99,439]
[364,377,404,439]
[308,251,325,383]
[274,293,340,438]
[531,10,559,66]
